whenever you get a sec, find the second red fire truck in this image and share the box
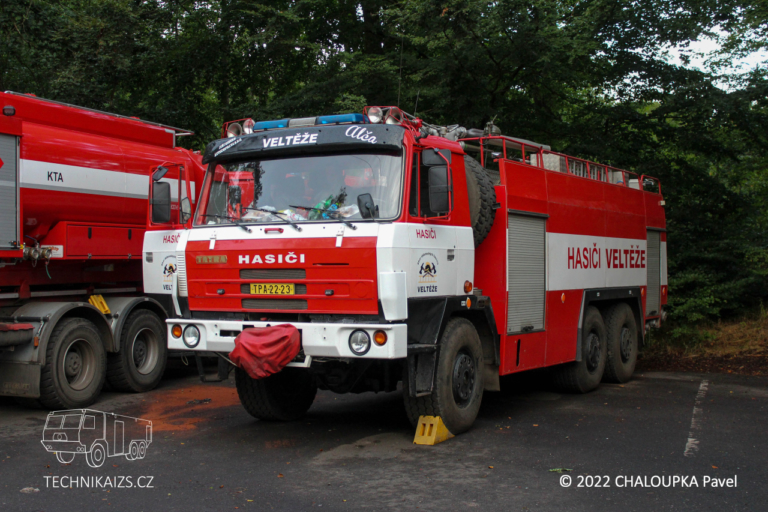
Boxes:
[146,107,668,433]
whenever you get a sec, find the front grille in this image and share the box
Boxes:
[242,299,308,310]
[240,284,307,294]
[240,269,306,280]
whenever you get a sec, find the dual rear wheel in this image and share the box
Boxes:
[554,303,639,392]
[38,310,167,410]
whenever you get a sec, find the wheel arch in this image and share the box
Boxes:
[404,296,499,396]
[9,302,114,366]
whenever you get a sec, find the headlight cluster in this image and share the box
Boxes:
[348,329,388,355]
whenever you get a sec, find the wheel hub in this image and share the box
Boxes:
[131,328,159,375]
[452,351,476,407]
[133,340,147,368]
[65,351,82,377]
[620,326,632,363]
[585,332,601,372]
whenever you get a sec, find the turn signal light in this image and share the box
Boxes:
[464,281,473,293]
[171,325,182,338]
[374,330,388,346]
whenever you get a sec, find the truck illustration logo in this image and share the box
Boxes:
[41,409,152,468]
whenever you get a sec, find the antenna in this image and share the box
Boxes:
[414,90,420,117]
[397,36,404,107]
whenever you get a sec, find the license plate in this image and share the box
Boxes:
[249,283,295,295]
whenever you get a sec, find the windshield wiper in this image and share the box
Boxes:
[200,214,252,233]
[245,208,302,232]
[290,205,358,230]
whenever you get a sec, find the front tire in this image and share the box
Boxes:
[107,310,167,392]
[553,306,607,393]
[602,303,639,383]
[39,318,106,409]
[235,367,317,421]
[403,317,485,434]
[56,452,75,464]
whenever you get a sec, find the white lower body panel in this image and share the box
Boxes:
[167,319,407,359]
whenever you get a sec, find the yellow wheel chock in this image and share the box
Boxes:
[413,415,454,445]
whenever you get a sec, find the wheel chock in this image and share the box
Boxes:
[413,415,454,445]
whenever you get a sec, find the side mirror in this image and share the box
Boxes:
[153,166,169,182]
[151,182,172,223]
[180,197,192,224]
[357,193,379,219]
[428,166,450,214]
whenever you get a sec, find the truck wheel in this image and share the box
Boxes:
[127,441,139,461]
[464,155,496,247]
[86,441,106,468]
[107,310,167,392]
[403,317,485,434]
[138,442,147,459]
[553,306,607,393]
[235,367,317,421]
[602,303,638,383]
[39,318,106,409]
[56,452,75,464]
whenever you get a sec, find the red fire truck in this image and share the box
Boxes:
[0,92,205,409]
[148,107,667,433]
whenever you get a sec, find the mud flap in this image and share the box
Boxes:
[406,345,437,397]
[0,362,41,398]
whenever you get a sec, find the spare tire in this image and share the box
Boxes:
[464,155,497,247]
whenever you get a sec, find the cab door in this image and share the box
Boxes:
[407,148,462,298]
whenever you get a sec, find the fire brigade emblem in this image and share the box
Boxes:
[161,256,177,284]
[417,253,438,284]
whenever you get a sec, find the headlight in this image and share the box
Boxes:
[348,330,371,355]
[183,325,201,348]
[367,107,383,124]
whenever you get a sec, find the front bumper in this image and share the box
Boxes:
[166,319,407,359]
[40,440,86,453]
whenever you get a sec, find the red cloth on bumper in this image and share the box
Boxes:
[229,325,300,379]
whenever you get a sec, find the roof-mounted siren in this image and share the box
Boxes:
[226,122,243,138]
[243,118,255,134]
[364,106,404,125]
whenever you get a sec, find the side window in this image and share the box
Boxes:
[411,150,452,218]
[409,153,419,217]
[83,415,95,429]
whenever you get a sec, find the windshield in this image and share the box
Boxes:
[194,152,403,226]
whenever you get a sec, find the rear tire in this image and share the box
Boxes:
[235,367,317,421]
[553,306,607,393]
[464,155,496,247]
[39,318,106,409]
[403,317,484,434]
[107,310,167,392]
[602,303,639,383]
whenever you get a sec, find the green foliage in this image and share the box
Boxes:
[1,0,766,328]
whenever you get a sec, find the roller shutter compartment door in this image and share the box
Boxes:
[507,214,546,334]
[0,135,18,251]
[646,230,661,316]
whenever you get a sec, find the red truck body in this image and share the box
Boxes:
[149,107,668,431]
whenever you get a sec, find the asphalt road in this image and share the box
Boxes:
[1,367,766,511]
